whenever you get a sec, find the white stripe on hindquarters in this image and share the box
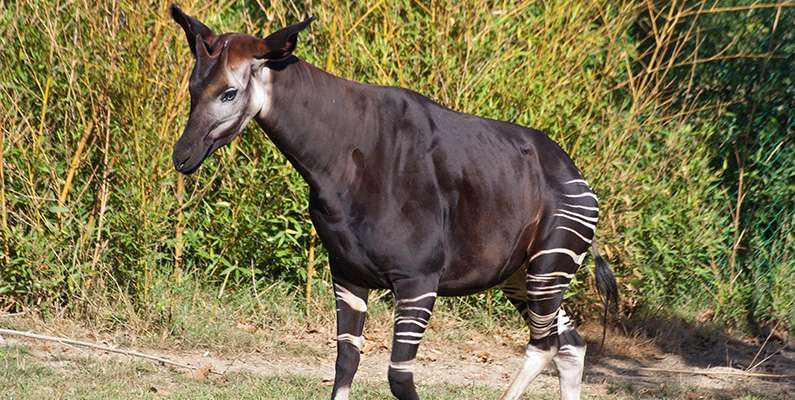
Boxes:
[564,179,590,186]
[554,226,593,244]
[564,192,598,201]
[562,203,599,211]
[529,248,587,265]
[553,213,596,230]
[557,208,598,222]
[527,271,575,281]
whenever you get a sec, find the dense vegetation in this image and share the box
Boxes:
[0,1,792,335]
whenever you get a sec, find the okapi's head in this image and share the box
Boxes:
[169,4,313,174]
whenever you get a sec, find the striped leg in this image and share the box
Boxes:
[502,184,596,400]
[331,279,369,400]
[388,281,438,400]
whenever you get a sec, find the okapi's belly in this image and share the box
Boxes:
[437,222,537,296]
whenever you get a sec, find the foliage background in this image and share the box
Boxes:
[0,0,792,335]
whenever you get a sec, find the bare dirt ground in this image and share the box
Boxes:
[3,317,793,399]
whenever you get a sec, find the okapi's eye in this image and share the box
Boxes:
[221,89,237,103]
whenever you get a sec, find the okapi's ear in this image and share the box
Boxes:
[169,4,215,57]
[258,17,316,60]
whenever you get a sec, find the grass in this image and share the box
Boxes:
[1,344,784,400]
[0,344,533,400]
[1,278,527,358]
[0,0,792,348]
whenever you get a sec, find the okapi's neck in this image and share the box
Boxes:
[254,58,366,191]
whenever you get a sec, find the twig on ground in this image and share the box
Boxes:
[747,319,780,371]
[636,366,794,379]
[0,327,220,375]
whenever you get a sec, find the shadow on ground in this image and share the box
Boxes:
[576,313,795,399]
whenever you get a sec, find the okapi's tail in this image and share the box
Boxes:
[591,239,618,352]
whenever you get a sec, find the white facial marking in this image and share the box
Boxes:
[253,66,273,119]
[334,283,367,312]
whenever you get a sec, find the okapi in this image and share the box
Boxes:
[169,5,618,400]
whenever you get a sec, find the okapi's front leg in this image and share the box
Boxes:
[388,280,438,400]
[331,279,369,400]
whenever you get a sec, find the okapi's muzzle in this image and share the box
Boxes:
[172,117,236,175]
[172,132,211,175]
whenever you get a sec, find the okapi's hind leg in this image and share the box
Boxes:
[500,196,595,400]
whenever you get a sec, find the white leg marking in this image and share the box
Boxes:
[389,359,416,373]
[499,344,556,400]
[397,292,437,304]
[527,288,563,296]
[557,208,599,222]
[533,283,570,290]
[395,331,424,338]
[553,213,596,230]
[564,192,598,201]
[529,248,587,265]
[337,333,364,351]
[528,308,559,339]
[554,342,586,400]
[334,385,350,400]
[398,306,433,315]
[396,319,428,329]
[557,309,572,334]
[334,284,367,312]
[563,203,599,211]
[555,226,593,244]
[396,339,423,345]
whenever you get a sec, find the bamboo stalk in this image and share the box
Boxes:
[35,75,52,151]
[173,174,185,282]
[0,123,7,263]
[305,227,317,315]
[57,121,93,221]
[678,2,795,18]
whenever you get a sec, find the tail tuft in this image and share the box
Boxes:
[592,244,618,352]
